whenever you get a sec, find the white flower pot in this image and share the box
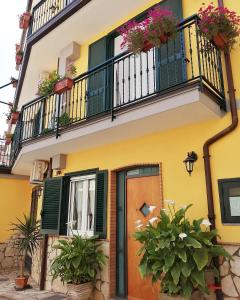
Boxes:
[67,282,93,300]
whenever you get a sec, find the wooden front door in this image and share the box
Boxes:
[127,175,161,300]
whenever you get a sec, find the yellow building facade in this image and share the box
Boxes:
[2,0,240,299]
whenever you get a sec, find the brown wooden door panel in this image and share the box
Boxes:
[127,175,161,300]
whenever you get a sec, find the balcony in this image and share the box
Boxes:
[12,16,226,175]
[0,139,12,173]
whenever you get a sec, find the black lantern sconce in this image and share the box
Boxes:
[183,151,198,175]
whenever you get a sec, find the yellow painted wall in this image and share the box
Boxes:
[59,109,240,244]
[0,177,32,242]
[32,1,240,244]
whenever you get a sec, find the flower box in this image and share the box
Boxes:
[16,54,23,65]
[142,40,153,53]
[54,77,74,94]
[5,136,13,145]
[212,33,228,50]
[10,112,20,125]
[19,12,31,29]
[160,33,169,44]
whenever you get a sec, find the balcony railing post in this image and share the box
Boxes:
[56,95,61,139]
[195,19,203,91]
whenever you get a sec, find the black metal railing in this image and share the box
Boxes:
[29,0,75,35]
[0,139,11,169]
[8,15,225,168]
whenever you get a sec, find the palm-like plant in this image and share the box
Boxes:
[11,215,41,277]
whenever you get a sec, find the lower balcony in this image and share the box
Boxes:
[12,16,226,175]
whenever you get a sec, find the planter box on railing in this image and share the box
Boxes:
[16,54,23,65]
[54,78,74,94]
[5,136,12,146]
[19,12,31,29]
[212,33,228,50]
[10,112,20,125]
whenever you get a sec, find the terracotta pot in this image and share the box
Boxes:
[54,77,74,94]
[212,33,228,50]
[19,12,31,29]
[10,112,20,125]
[160,33,169,44]
[142,40,154,53]
[5,137,12,145]
[67,282,93,300]
[16,54,23,65]
[15,276,28,290]
[12,80,18,88]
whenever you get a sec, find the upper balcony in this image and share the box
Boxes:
[11,16,226,175]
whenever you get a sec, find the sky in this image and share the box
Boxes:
[0,1,27,137]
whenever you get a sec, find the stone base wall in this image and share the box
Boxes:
[0,234,23,272]
[220,244,240,299]
[31,236,110,300]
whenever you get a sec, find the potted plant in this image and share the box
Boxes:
[10,108,20,125]
[119,21,147,54]
[5,133,13,145]
[37,71,60,96]
[10,77,18,88]
[19,12,31,29]
[11,215,40,290]
[135,202,231,299]
[198,4,240,50]
[16,50,24,65]
[15,44,21,52]
[51,235,107,300]
[119,7,178,54]
[54,63,77,94]
[146,8,177,47]
[58,112,72,127]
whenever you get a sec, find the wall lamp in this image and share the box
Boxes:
[183,151,198,176]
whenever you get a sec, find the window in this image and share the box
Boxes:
[68,174,96,236]
[218,178,240,224]
[40,170,108,238]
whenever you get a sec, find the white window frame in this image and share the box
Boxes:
[67,174,96,237]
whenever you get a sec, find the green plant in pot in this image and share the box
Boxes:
[198,4,240,50]
[51,235,107,300]
[37,70,60,96]
[58,112,72,126]
[134,202,232,299]
[11,215,40,290]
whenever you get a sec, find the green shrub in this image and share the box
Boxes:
[135,203,231,297]
[38,71,60,97]
[51,235,107,284]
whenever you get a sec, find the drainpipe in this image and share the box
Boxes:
[39,158,53,290]
[203,0,238,298]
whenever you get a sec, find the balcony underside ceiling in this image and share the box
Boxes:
[12,85,224,176]
[18,0,155,107]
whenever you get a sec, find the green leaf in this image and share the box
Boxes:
[171,264,181,285]
[191,270,206,287]
[176,249,187,262]
[186,237,202,248]
[165,254,175,268]
[139,261,148,278]
[182,263,192,278]
[193,248,209,271]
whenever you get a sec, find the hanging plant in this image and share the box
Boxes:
[5,133,13,145]
[198,4,240,50]
[19,12,31,29]
[119,7,178,54]
[16,50,24,65]
[146,8,177,47]
[10,108,20,125]
[10,77,18,88]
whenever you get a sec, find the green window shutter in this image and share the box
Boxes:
[87,37,110,117]
[40,177,64,235]
[59,176,70,235]
[94,170,108,239]
[156,0,186,91]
